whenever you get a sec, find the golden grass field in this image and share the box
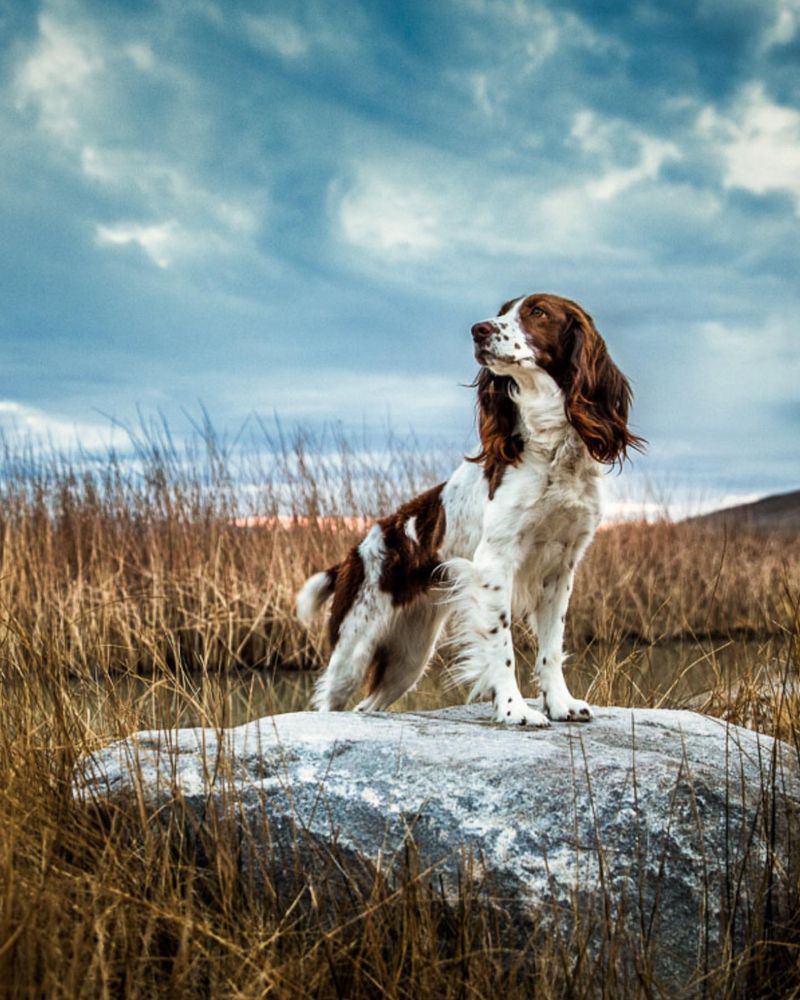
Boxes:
[1,428,799,997]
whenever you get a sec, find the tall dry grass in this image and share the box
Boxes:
[0,424,797,685]
[1,423,799,997]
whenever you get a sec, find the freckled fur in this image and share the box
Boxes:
[297,292,643,723]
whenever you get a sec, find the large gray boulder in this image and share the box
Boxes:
[75,703,799,989]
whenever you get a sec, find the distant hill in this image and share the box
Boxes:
[691,489,800,532]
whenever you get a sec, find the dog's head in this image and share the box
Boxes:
[471,293,644,467]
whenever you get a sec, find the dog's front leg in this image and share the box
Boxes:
[449,541,549,728]
[532,562,592,721]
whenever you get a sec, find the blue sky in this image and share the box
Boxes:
[1,0,799,512]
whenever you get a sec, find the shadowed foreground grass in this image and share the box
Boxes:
[1,426,799,997]
[2,622,800,998]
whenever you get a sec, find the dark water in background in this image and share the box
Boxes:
[71,636,781,734]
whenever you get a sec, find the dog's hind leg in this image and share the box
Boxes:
[312,591,393,711]
[313,641,375,711]
[355,599,448,712]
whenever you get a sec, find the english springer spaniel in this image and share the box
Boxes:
[297,293,643,725]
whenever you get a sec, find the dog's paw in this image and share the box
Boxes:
[544,694,593,722]
[494,699,550,727]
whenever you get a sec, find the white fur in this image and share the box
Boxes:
[439,364,601,723]
[302,355,603,724]
[296,571,332,627]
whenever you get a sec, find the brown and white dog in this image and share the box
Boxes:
[297,293,643,725]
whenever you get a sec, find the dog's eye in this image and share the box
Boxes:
[531,307,545,317]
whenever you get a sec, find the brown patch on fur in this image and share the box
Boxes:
[515,293,646,465]
[378,483,447,605]
[563,313,645,465]
[467,368,524,498]
[327,548,365,644]
[497,297,521,316]
[364,644,389,696]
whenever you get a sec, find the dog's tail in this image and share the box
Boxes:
[295,566,338,626]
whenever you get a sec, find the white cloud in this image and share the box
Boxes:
[458,2,624,118]
[332,105,685,272]
[241,9,357,61]
[763,0,800,47]
[332,121,685,272]
[690,315,800,425]
[13,8,267,272]
[517,5,560,70]
[698,83,800,213]
[462,0,619,64]
[81,146,262,238]
[0,400,129,451]
[336,166,449,258]
[14,14,103,142]
[95,220,182,269]
[124,42,156,72]
[333,158,561,268]
[571,111,681,201]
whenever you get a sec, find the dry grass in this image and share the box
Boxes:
[577,518,799,643]
[0,426,797,684]
[3,626,800,999]
[1,425,799,997]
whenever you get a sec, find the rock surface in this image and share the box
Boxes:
[76,702,799,988]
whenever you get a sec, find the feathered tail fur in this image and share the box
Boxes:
[295,568,337,625]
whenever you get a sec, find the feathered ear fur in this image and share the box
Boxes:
[467,369,524,496]
[563,313,646,466]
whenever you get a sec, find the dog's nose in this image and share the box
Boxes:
[471,322,495,343]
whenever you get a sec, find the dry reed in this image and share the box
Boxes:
[1,424,799,997]
[0,425,797,683]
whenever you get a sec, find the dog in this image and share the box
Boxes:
[296,293,643,725]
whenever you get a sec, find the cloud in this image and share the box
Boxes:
[123,42,157,72]
[95,220,181,269]
[509,3,561,71]
[336,166,447,259]
[332,157,561,282]
[763,0,800,47]
[2,0,799,503]
[240,7,357,62]
[332,156,554,269]
[571,111,681,201]
[460,0,620,65]
[243,13,311,58]
[332,107,684,275]
[13,13,103,142]
[698,82,800,213]
[0,400,129,451]
[81,145,262,254]
[12,6,267,272]
[456,0,626,118]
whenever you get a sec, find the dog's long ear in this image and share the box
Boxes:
[467,369,524,494]
[563,312,646,466]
